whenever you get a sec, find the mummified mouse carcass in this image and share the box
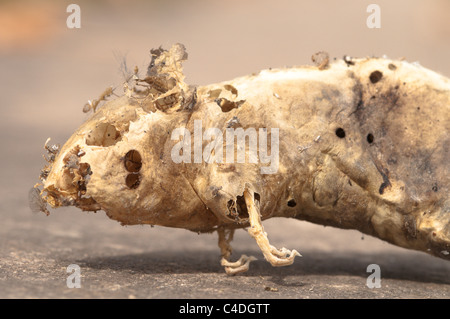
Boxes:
[31,44,449,274]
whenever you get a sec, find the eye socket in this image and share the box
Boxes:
[367,133,374,144]
[124,150,142,172]
[126,173,141,189]
[335,128,346,138]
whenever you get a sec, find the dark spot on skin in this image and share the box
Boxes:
[379,181,390,195]
[210,186,222,197]
[226,116,241,128]
[367,133,374,144]
[335,128,346,138]
[384,87,401,113]
[378,168,391,195]
[369,71,383,84]
[356,99,363,111]
[220,164,236,172]
[388,63,397,71]
[287,199,297,207]
[318,88,341,103]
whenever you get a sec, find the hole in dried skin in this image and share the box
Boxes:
[287,199,297,207]
[124,150,142,172]
[126,173,141,189]
[215,98,245,113]
[227,199,237,217]
[223,84,238,96]
[369,71,383,84]
[254,192,260,207]
[85,123,121,147]
[227,193,257,220]
[236,195,249,219]
[335,128,346,138]
[367,133,374,144]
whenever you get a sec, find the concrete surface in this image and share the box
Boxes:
[1,0,449,299]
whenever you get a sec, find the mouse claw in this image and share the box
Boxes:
[217,227,257,275]
[221,254,257,275]
[244,189,301,267]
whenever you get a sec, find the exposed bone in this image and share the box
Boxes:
[217,227,257,275]
[244,189,301,267]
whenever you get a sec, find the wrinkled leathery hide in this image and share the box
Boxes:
[34,44,449,266]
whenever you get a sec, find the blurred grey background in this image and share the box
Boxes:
[0,0,449,298]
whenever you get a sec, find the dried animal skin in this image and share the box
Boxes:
[32,44,450,274]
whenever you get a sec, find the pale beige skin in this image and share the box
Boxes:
[35,45,449,274]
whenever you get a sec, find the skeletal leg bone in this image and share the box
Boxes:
[244,189,301,266]
[217,227,257,275]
